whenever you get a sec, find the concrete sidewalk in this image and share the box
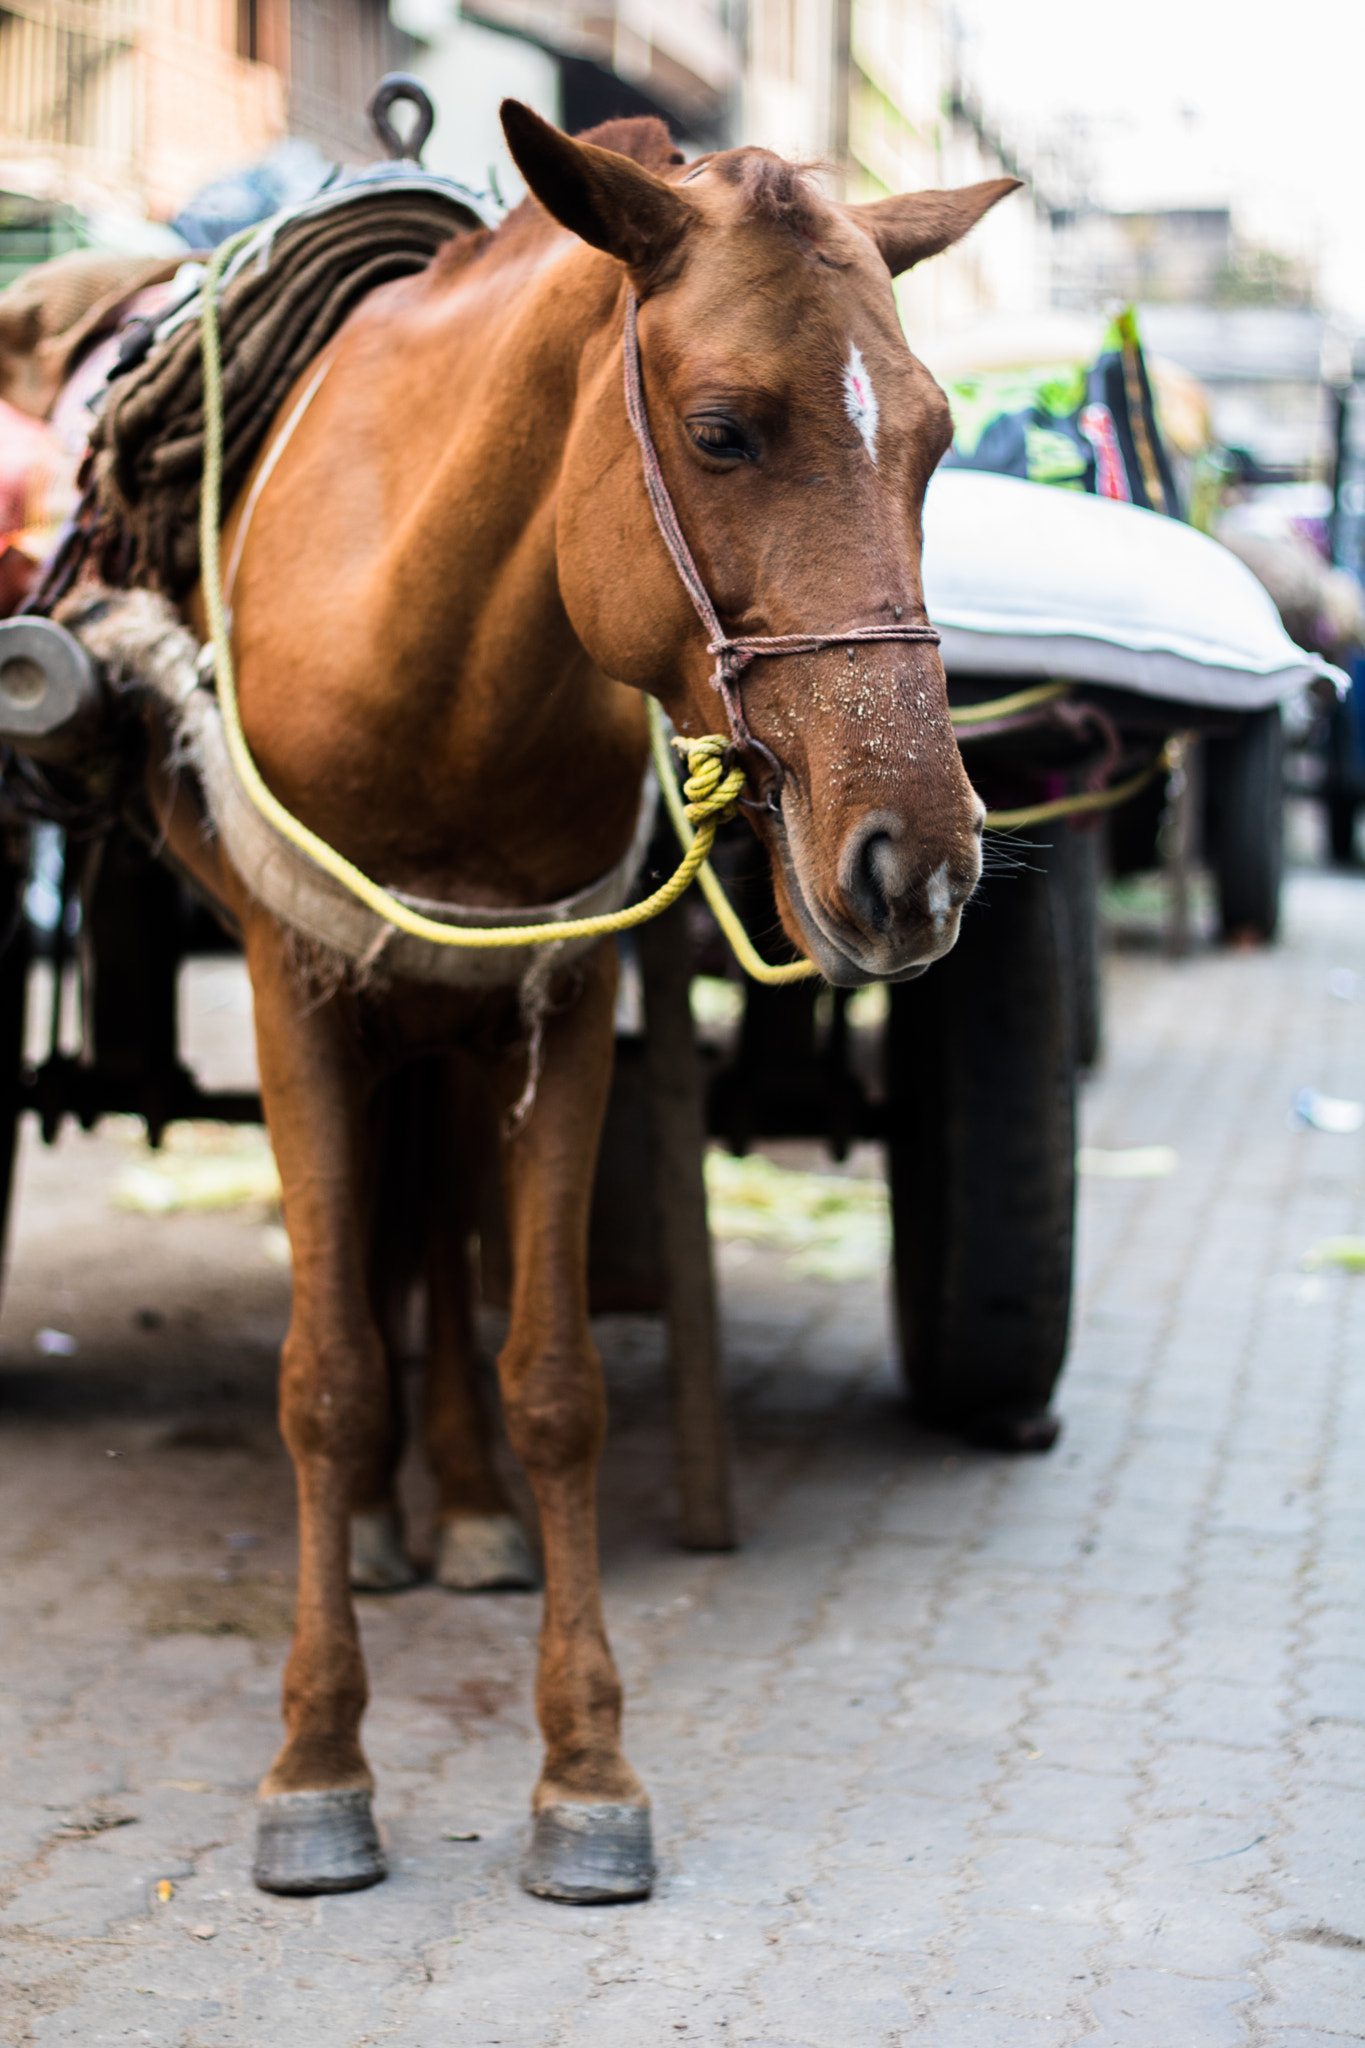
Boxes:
[0,870,1361,2046]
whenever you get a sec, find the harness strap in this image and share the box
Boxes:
[222,352,334,608]
[621,289,941,788]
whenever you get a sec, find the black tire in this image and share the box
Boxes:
[1327,792,1358,866]
[0,830,29,1287]
[1106,763,1166,878]
[1064,823,1103,1069]
[1204,706,1284,941]
[885,835,1077,1451]
[1324,697,1363,866]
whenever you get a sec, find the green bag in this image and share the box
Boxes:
[941,311,1183,518]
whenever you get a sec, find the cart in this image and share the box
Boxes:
[0,460,1337,1558]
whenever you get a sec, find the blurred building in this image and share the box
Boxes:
[0,0,1042,350]
[1051,203,1316,315]
[1052,207,1232,309]
[903,84,1040,342]
[0,0,413,232]
[463,0,740,142]
[1043,193,1338,481]
[1136,305,1341,481]
[396,0,1041,340]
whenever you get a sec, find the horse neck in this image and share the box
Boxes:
[335,242,649,894]
[379,244,624,742]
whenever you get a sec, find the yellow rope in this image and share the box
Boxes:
[197,234,1167,974]
[946,677,1172,829]
[647,699,819,985]
[982,748,1171,830]
[950,680,1071,727]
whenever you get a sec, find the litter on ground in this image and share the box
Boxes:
[34,1327,78,1355]
[111,1149,281,1214]
[703,1151,890,1282]
[1076,1145,1178,1178]
[1288,1088,1365,1134]
[1301,1237,1365,1273]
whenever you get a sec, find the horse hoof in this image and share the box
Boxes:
[520,1802,654,1904]
[349,1509,419,1591]
[253,1788,386,1895]
[963,1406,1063,1453]
[435,1512,540,1592]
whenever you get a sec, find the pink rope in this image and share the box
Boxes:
[621,290,941,795]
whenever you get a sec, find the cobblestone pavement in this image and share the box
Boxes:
[0,870,1362,2047]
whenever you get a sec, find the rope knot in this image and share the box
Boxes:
[707,638,747,683]
[675,733,746,825]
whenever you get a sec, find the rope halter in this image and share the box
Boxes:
[621,289,942,802]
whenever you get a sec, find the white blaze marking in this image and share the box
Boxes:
[843,344,879,464]
[926,860,952,932]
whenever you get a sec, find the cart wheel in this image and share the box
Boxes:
[1065,823,1103,1070]
[1327,792,1358,866]
[0,832,29,1284]
[886,836,1077,1451]
[1204,706,1283,941]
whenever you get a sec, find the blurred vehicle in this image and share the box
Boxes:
[1216,475,1365,861]
[0,188,184,294]
[924,307,1298,939]
[1323,377,1365,859]
[939,308,1183,515]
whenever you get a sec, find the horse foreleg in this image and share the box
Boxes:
[244,919,388,1895]
[493,945,654,1904]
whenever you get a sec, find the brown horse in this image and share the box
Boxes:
[141,103,1015,1902]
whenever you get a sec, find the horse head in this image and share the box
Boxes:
[503,103,1018,986]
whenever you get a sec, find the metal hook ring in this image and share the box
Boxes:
[736,734,786,814]
[367,74,436,164]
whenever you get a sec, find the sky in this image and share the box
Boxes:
[953,0,1365,322]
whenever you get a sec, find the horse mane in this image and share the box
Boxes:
[571,116,683,171]
[718,151,826,242]
[428,226,495,282]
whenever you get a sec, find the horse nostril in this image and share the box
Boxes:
[839,815,970,945]
[926,859,953,930]
[842,823,902,935]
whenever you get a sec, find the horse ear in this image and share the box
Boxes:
[500,100,693,269]
[847,178,1022,277]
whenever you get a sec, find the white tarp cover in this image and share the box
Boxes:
[921,469,1346,707]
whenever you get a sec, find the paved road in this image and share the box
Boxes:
[0,872,1361,2046]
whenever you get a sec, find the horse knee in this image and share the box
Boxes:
[499,1347,606,1477]
[279,1331,389,1471]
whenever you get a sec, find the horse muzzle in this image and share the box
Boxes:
[775,798,984,987]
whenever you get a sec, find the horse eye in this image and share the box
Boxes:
[688,416,753,460]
